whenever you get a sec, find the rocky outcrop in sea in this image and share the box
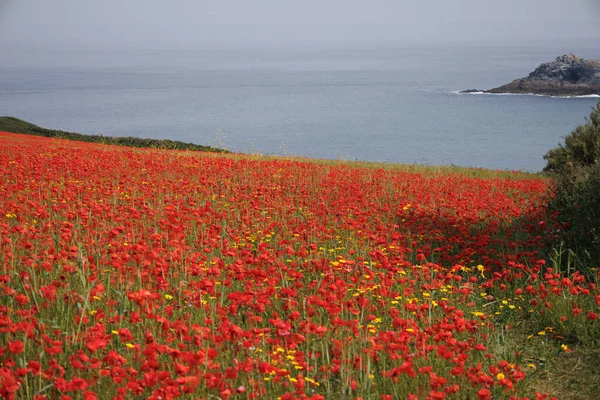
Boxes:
[461,53,600,97]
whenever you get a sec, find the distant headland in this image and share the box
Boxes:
[0,116,226,152]
[461,53,600,97]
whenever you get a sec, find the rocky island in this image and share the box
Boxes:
[461,53,600,97]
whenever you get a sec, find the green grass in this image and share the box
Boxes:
[0,116,226,152]
[504,323,600,400]
[481,248,600,400]
[219,151,544,180]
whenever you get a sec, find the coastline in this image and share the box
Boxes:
[452,90,600,99]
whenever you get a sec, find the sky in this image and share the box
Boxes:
[0,0,599,50]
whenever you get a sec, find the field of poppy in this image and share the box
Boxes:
[1,131,599,400]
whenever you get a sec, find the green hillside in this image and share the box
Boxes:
[0,116,225,152]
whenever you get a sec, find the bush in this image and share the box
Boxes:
[549,163,600,269]
[545,102,600,272]
[544,102,600,174]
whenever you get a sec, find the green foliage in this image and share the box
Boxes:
[545,102,600,272]
[0,116,226,153]
[548,164,600,270]
[544,102,600,174]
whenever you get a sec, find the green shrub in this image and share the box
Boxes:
[544,102,600,174]
[545,102,600,272]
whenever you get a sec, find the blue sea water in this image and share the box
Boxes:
[1,44,599,171]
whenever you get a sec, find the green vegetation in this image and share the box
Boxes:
[1,109,599,399]
[544,102,600,175]
[497,250,600,400]
[544,102,600,273]
[0,116,225,152]
[467,104,600,400]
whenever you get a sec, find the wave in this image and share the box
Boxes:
[560,94,600,98]
[453,91,600,99]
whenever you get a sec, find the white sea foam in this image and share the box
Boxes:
[452,90,485,94]
[455,91,600,99]
[559,94,600,98]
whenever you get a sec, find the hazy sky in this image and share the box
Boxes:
[1,0,599,49]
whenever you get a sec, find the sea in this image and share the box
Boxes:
[1,43,599,172]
